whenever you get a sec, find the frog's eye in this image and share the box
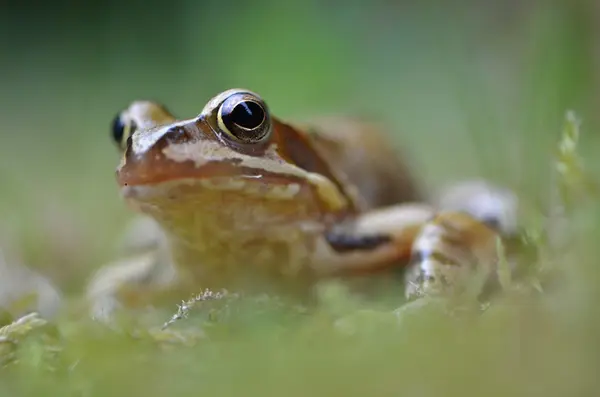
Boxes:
[111,113,137,151]
[216,93,272,144]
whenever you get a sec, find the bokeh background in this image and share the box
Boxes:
[1,2,600,397]
[0,0,598,296]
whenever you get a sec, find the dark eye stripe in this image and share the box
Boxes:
[325,232,392,253]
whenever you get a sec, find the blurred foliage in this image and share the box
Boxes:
[0,0,599,396]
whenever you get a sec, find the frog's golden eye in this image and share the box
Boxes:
[111,113,137,151]
[216,93,271,144]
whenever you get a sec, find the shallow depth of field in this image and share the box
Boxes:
[1,1,600,396]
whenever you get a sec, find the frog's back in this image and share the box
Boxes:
[297,116,425,210]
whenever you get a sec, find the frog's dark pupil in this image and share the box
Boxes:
[111,114,125,143]
[231,101,264,129]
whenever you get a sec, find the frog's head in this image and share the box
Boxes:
[110,89,353,233]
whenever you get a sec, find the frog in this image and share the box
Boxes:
[87,89,435,321]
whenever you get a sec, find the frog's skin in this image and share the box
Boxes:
[289,116,425,210]
[404,180,522,301]
[87,89,434,320]
[88,90,520,321]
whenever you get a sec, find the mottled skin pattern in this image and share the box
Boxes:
[405,181,521,301]
[404,211,501,300]
[87,89,434,321]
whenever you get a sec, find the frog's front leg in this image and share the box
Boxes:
[86,246,182,323]
[312,203,435,275]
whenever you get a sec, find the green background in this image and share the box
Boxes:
[2,0,596,292]
[0,1,599,395]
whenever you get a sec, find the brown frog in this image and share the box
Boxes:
[87,89,433,320]
[88,89,520,320]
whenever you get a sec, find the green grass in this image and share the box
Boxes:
[1,1,599,396]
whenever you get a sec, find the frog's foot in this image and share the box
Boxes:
[86,250,178,324]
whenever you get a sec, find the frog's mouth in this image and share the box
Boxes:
[117,132,350,212]
[119,161,308,200]
[117,136,351,214]
[118,158,349,215]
